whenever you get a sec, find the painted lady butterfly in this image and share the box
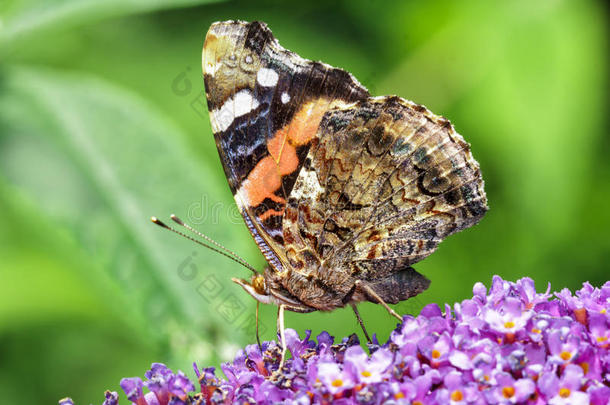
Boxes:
[160,20,487,361]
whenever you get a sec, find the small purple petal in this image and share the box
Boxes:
[420,303,443,318]
[316,331,334,347]
[103,391,119,405]
[514,378,536,401]
[169,371,195,397]
[120,377,144,403]
[589,385,610,405]
[449,350,473,370]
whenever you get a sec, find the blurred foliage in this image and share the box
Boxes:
[0,0,608,403]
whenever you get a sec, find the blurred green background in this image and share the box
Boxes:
[0,0,608,403]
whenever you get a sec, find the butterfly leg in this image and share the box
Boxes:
[256,301,262,352]
[350,303,372,344]
[277,304,287,369]
[354,280,402,321]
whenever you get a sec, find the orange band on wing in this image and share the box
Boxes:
[259,208,285,221]
[241,98,330,209]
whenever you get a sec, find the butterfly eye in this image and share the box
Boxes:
[252,274,267,295]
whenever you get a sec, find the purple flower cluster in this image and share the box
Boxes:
[60,277,610,404]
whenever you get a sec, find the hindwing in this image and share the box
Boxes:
[281,97,488,307]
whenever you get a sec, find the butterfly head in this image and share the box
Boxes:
[231,268,314,312]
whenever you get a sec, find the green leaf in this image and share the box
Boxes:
[0,65,259,365]
[0,0,224,46]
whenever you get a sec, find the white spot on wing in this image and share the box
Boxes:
[257,68,279,87]
[211,90,260,132]
[281,92,290,104]
[234,90,259,116]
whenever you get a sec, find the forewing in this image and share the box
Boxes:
[283,96,488,296]
[203,21,369,270]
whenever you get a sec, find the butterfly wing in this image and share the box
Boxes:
[282,96,488,308]
[203,21,369,270]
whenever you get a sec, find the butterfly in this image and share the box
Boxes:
[157,20,488,366]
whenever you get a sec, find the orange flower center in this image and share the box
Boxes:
[451,390,464,401]
[332,379,343,387]
[361,370,372,377]
[531,328,541,334]
[560,351,572,361]
[502,386,515,398]
[504,321,515,329]
[573,308,587,325]
[559,387,571,398]
[394,392,405,399]
[431,349,441,359]
[580,362,590,374]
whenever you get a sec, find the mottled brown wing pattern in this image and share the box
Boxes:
[282,97,488,308]
[203,21,368,270]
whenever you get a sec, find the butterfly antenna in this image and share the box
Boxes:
[151,216,258,275]
[170,214,249,264]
